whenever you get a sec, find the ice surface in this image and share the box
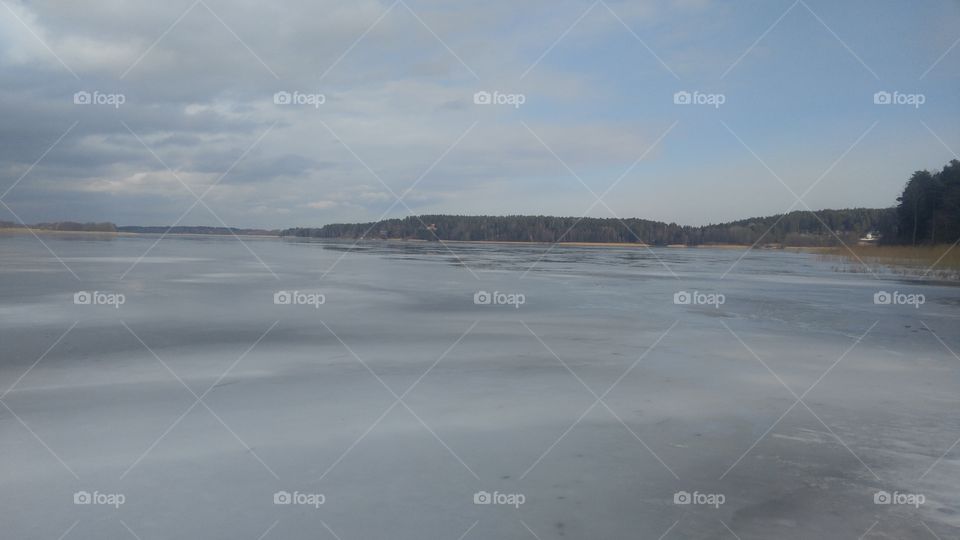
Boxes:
[1,235,958,539]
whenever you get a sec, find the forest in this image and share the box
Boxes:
[282,209,894,247]
[894,160,960,245]
[283,160,959,247]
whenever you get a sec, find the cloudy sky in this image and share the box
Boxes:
[1,0,958,228]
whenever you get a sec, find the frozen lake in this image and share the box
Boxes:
[1,234,959,539]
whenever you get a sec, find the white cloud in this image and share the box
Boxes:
[307,200,338,209]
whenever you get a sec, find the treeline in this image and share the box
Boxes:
[894,160,960,245]
[282,208,894,246]
[284,160,960,246]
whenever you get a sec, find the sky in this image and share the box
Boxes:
[0,0,958,229]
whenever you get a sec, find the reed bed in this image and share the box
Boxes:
[816,244,960,280]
